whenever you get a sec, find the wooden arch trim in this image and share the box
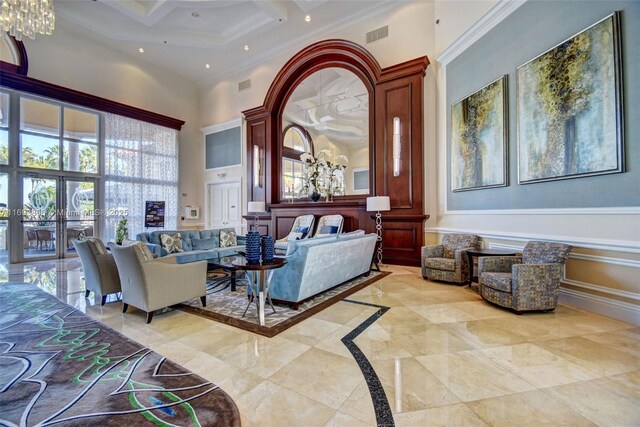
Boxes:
[0,35,28,75]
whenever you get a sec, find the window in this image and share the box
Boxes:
[282,124,313,199]
[0,92,8,165]
[104,113,178,239]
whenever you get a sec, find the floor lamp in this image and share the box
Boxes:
[247,201,266,231]
[366,196,391,267]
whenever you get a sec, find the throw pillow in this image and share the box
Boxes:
[192,237,217,250]
[294,226,309,238]
[319,225,339,235]
[220,229,237,248]
[160,233,184,254]
[287,232,304,241]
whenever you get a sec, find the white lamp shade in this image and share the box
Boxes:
[248,201,266,212]
[366,196,391,212]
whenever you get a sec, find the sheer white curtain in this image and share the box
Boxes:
[104,113,179,241]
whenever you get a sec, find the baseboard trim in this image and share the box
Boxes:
[559,287,639,325]
[425,227,640,254]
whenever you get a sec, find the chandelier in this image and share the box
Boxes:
[0,0,55,41]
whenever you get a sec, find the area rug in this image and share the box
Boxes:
[0,283,241,427]
[177,270,390,337]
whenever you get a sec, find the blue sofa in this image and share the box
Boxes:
[268,231,377,307]
[136,228,245,264]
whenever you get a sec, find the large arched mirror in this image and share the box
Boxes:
[281,67,369,200]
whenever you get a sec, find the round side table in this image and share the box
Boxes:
[233,257,287,326]
[466,249,517,285]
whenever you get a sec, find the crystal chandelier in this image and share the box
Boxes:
[0,0,55,41]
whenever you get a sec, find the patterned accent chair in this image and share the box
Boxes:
[275,214,315,255]
[422,234,479,284]
[73,238,121,306]
[313,214,344,237]
[478,241,572,313]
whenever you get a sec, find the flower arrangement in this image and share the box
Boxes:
[300,149,348,201]
[115,217,128,245]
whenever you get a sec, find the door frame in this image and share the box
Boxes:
[206,177,242,232]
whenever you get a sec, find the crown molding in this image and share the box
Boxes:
[435,0,527,66]
[200,118,242,135]
[443,206,640,215]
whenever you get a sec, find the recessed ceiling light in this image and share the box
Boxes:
[191,11,199,18]
[205,63,210,69]
[305,15,311,22]
[138,48,144,53]
[243,45,250,51]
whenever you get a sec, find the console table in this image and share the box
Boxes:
[233,258,287,326]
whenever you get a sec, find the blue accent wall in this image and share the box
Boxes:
[205,126,241,169]
[447,0,639,210]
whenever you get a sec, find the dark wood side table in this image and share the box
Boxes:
[233,257,287,326]
[466,249,517,285]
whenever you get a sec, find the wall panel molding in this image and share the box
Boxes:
[562,277,640,303]
[559,287,639,325]
[425,227,640,254]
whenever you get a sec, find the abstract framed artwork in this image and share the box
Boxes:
[517,12,623,184]
[451,75,508,192]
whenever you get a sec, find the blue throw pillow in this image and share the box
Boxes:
[294,226,309,238]
[319,225,339,235]
[191,237,217,250]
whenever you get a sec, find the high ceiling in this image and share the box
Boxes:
[54,0,396,86]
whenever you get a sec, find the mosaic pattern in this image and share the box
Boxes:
[0,283,240,427]
[421,234,479,284]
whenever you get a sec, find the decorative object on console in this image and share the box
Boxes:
[517,12,623,184]
[261,236,275,261]
[366,196,390,267]
[160,232,184,254]
[0,0,55,41]
[245,231,261,263]
[183,206,200,220]
[247,201,266,230]
[421,233,479,285]
[115,216,128,245]
[451,76,508,191]
[393,117,401,177]
[300,150,348,202]
[478,241,572,312]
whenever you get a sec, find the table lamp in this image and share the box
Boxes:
[247,201,266,231]
[366,196,391,266]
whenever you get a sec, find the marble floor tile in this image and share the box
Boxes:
[370,357,460,413]
[536,336,640,377]
[467,389,595,426]
[323,411,370,427]
[582,327,640,357]
[352,324,413,361]
[543,371,640,427]
[408,303,477,324]
[313,300,377,325]
[393,403,488,427]
[314,325,360,359]
[416,350,535,402]
[481,343,596,388]
[279,317,343,346]
[269,347,361,409]
[237,381,335,427]
[391,324,478,356]
[441,319,530,348]
[450,300,514,320]
[338,380,377,425]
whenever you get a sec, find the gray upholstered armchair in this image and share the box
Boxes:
[109,242,207,323]
[478,241,572,313]
[421,234,479,284]
[313,214,344,237]
[73,238,121,306]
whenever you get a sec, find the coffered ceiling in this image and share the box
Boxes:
[54,0,398,86]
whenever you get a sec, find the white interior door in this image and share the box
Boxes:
[208,180,241,233]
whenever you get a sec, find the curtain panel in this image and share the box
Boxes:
[104,113,178,240]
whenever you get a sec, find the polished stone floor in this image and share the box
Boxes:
[3,259,639,427]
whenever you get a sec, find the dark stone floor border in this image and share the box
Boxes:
[342,299,394,427]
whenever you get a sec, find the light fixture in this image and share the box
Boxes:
[393,117,401,177]
[366,196,391,268]
[138,47,144,53]
[304,14,311,22]
[0,0,55,41]
[243,44,250,51]
[247,201,266,231]
[253,144,261,188]
[205,63,210,69]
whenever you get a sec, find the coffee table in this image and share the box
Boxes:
[233,257,287,326]
[207,254,247,292]
[466,248,517,284]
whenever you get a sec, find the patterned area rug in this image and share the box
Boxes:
[0,283,241,427]
[177,270,389,337]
